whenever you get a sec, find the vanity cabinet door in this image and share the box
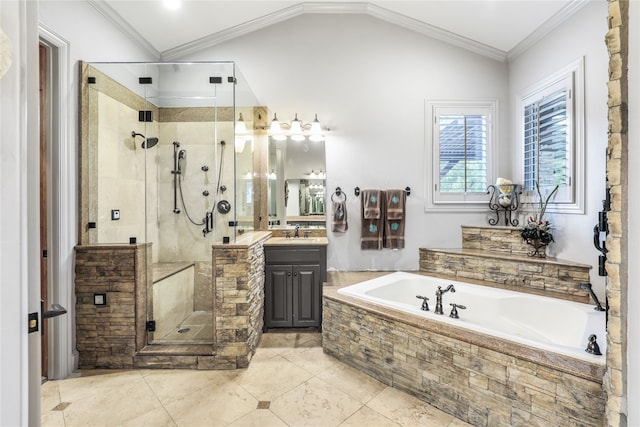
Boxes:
[292,265,321,328]
[264,265,292,328]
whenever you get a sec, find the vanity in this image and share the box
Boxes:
[263,237,328,331]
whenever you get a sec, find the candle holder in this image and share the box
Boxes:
[487,183,522,226]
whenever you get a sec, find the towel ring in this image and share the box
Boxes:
[331,187,347,202]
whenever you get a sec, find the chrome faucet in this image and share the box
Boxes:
[294,224,300,238]
[435,284,455,315]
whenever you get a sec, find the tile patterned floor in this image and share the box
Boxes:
[41,332,470,427]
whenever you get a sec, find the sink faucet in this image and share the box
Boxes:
[435,284,455,315]
[294,224,300,238]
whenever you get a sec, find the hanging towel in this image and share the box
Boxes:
[384,189,406,249]
[362,189,382,219]
[331,200,348,233]
[361,190,385,250]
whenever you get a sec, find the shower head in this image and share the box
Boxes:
[131,131,159,149]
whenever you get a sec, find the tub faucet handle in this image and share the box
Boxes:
[416,295,430,311]
[449,303,466,319]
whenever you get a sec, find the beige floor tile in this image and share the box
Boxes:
[226,409,288,427]
[143,368,240,405]
[41,381,61,413]
[41,410,66,427]
[280,346,345,376]
[58,373,167,426]
[161,381,257,427]
[57,370,144,402]
[235,354,313,401]
[339,406,402,427]
[270,376,362,427]
[316,362,387,404]
[367,387,457,427]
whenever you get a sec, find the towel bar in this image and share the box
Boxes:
[354,186,411,197]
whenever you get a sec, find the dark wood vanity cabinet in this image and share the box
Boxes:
[263,244,327,331]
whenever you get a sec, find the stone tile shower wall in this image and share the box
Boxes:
[75,244,149,369]
[605,0,628,425]
[75,234,269,369]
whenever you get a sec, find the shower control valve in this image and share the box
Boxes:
[201,165,209,172]
[202,190,210,196]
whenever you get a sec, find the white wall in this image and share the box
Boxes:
[508,1,609,298]
[183,13,510,271]
[627,1,638,424]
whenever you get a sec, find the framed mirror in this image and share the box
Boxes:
[268,137,326,229]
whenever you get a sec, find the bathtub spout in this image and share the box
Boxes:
[435,285,456,315]
[579,283,606,311]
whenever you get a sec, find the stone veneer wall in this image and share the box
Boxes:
[605,1,628,425]
[76,233,269,370]
[420,226,591,301]
[75,244,149,369]
[323,297,606,427]
[211,236,267,369]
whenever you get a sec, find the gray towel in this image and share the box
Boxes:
[332,200,348,233]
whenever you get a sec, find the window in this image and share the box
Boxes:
[425,100,496,211]
[519,58,584,213]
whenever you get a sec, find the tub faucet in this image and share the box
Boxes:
[435,284,455,315]
[579,283,606,311]
[294,224,300,238]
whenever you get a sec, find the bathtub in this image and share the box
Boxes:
[337,271,606,365]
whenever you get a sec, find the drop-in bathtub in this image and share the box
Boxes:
[324,271,607,426]
[337,271,606,364]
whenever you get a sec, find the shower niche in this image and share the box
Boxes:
[78,61,265,365]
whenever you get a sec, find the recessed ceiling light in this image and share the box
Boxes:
[163,0,181,10]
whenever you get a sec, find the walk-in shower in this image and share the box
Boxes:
[81,61,262,347]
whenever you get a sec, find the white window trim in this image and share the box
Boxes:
[516,57,585,214]
[424,99,498,212]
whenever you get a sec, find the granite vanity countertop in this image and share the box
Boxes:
[264,236,329,246]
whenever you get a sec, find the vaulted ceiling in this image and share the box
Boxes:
[91,0,587,61]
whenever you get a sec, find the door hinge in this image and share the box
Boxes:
[42,249,48,258]
[146,320,156,332]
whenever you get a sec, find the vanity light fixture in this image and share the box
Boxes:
[234,113,253,153]
[268,112,327,142]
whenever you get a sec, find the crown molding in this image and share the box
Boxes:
[161,2,507,62]
[87,0,160,59]
[507,0,590,61]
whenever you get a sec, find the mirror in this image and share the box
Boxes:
[268,137,326,229]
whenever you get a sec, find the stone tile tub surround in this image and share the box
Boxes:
[322,272,606,426]
[421,225,592,301]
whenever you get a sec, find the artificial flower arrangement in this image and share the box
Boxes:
[521,183,559,255]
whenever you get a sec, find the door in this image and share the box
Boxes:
[264,265,292,328]
[39,43,49,380]
[292,265,321,328]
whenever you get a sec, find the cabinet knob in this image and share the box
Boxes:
[287,272,291,276]
[294,272,297,276]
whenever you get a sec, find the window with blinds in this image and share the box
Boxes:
[523,86,569,192]
[425,100,496,210]
[519,64,580,210]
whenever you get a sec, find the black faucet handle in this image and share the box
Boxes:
[416,295,430,311]
[449,303,466,319]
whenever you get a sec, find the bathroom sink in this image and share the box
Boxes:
[265,237,328,246]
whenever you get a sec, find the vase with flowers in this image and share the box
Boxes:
[521,183,559,257]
